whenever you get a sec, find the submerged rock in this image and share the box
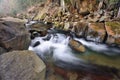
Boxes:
[54,66,113,80]
[0,50,46,80]
[105,21,120,46]
[85,22,106,43]
[0,17,30,53]
[69,39,86,53]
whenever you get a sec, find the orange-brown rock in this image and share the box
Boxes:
[85,22,106,42]
[69,39,85,53]
[105,21,120,45]
[28,22,52,37]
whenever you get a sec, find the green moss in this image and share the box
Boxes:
[106,21,120,34]
[109,0,119,4]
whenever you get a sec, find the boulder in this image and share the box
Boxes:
[73,22,88,37]
[69,39,86,53]
[85,23,106,43]
[0,17,30,53]
[0,47,7,55]
[0,50,46,80]
[105,21,120,45]
[28,21,52,38]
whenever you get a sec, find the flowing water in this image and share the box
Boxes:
[29,31,120,79]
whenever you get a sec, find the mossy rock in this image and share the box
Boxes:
[105,21,120,45]
[106,21,120,35]
[85,23,106,43]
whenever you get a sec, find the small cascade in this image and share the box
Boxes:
[74,38,120,56]
[29,33,80,63]
[29,32,120,76]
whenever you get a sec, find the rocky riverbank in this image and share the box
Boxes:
[30,0,120,47]
[0,17,46,80]
[0,0,120,80]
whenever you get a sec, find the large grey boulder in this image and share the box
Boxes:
[0,50,46,80]
[0,17,30,54]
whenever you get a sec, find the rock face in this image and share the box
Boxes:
[0,17,30,53]
[85,23,106,43]
[0,50,46,80]
[28,22,52,37]
[73,22,88,37]
[0,47,7,55]
[105,21,120,45]
[69,39,85,53]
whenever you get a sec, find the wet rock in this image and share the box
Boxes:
[28,21,52,37]
[73,22,88,37]
[85,23,106,43]
[105,21,120,45]
[69,39,86,53]
[0,17,30,52]
[0,47,7,55]
[0,50,46,80]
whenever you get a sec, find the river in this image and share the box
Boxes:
[28,29,120,80]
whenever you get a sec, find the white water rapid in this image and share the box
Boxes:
[29,33,82,63]
[28,33,119,74]
[74,38,120,56]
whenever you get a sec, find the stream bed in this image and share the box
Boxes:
[29,30,120,80]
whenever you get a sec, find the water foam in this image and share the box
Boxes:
[74,38,120,56]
